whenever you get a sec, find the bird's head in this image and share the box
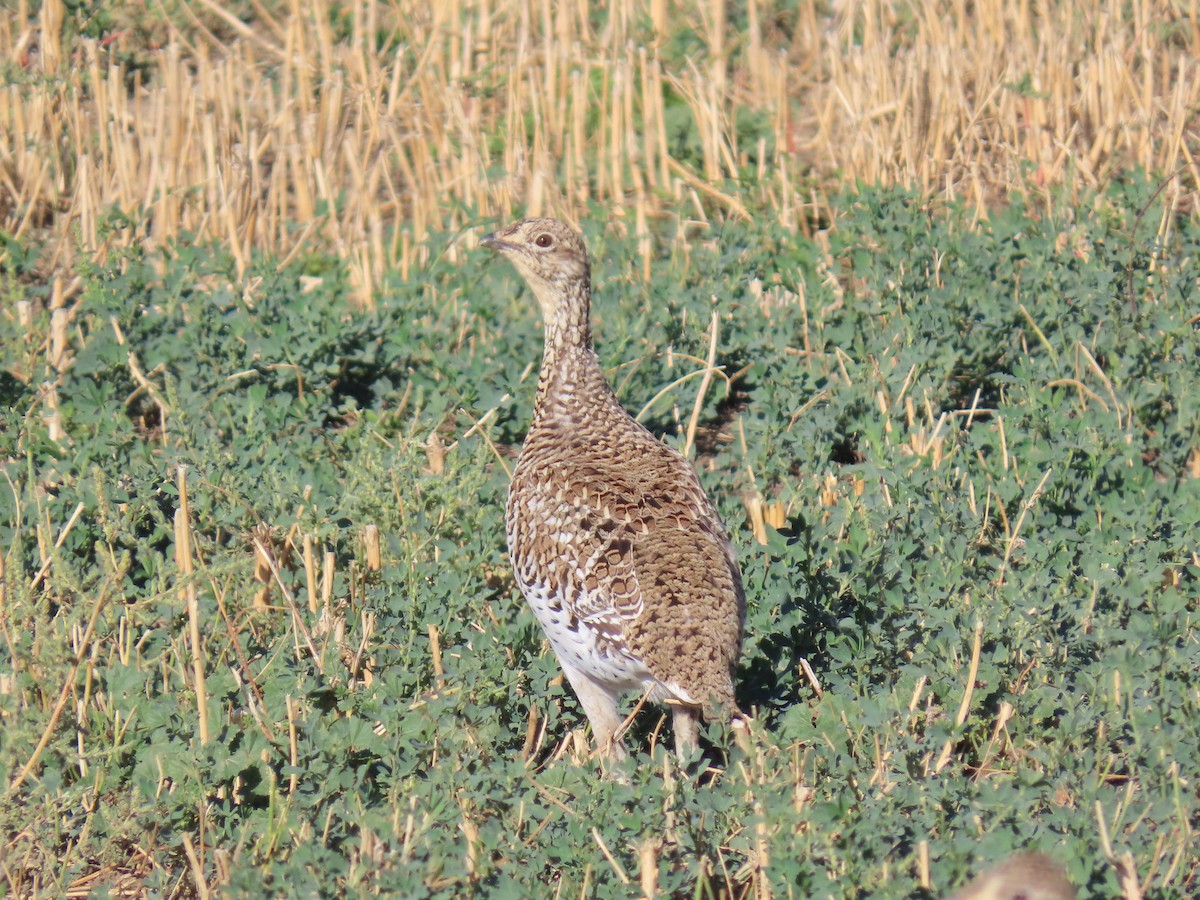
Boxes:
[481,217,591,323]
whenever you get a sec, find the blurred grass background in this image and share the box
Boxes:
[1,1,1198,897]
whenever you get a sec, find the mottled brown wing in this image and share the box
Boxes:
[512,451,744,710]
[506,466,646,640]
[625,488,744,714]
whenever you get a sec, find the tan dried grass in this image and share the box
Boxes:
[0,0,1196,303]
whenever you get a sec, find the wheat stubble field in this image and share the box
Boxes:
[1,0,1198,897]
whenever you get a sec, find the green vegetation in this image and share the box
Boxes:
[2,180,1197,896]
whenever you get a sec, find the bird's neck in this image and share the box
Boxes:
[532,279,615,422]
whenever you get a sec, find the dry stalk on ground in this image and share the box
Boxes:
[0,0,1196,304]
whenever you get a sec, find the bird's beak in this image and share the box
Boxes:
[480,232,507,252]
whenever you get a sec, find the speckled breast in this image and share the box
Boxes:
[505,486,651,691]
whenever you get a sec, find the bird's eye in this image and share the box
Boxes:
[535,233,554,248]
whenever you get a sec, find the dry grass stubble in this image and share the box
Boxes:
[0,0,1196,305]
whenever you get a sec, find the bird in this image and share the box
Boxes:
[946,851,1077,900]
[481,217,745,761]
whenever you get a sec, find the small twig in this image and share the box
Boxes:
[1124,169,1183,313]
[953,619,984,728]
[996,468,1054,586]
[286,696,300,794]
[180,832,211,900]
[935,617,983,773]
[253,537,325,676]
[786,389,831,432]
[684,309,720,458]
[7,585,108,795]
[27,501,84,592]
[1096,798,1116,858]
[115,316,171,447]
[175,466,210,745]
[303,534,319,615]
[1076,340,1123,425]
[664,157,751,221]
[189,0,286,59]
[447,396,508,449]
[833,346,855,386]
[639,836,659,900]
[798,656,824,699]
[591,828,630,884]
[1045,378,1108,411]
[1018,304,1059,367]
[348,610,375,686]
[610,688,653,749]
[973,700,1014,780]
[1096,800,1146,900]
[362,524,381,572]
[521,703,541,762]
[454,406,513,479]
[211,575,279,747]
[427,624,445,686]
[634,364,728,424]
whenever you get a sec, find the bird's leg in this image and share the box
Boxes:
[559,661,626,760]
[671,705,701,760]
